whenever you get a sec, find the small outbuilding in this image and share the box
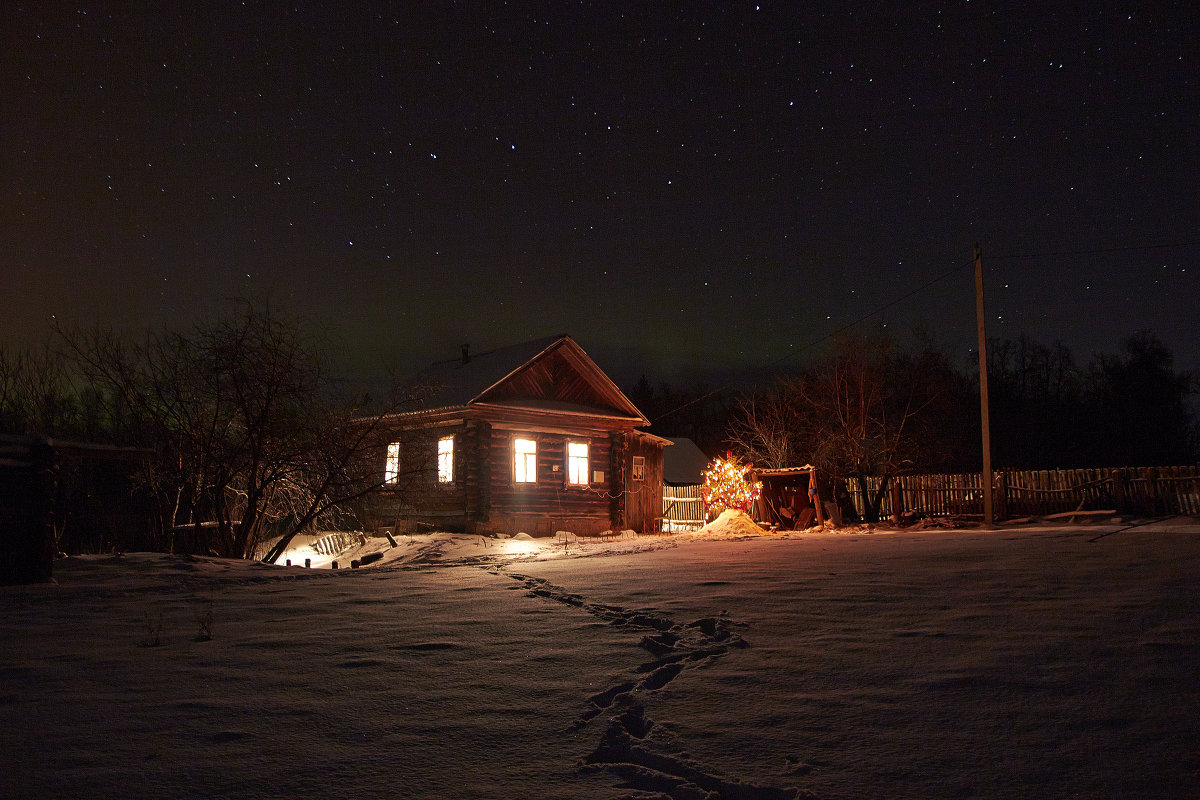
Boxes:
[661,437,709,531]
[1,434,156,584]
[362,335,668,537]
[751,465,853,529]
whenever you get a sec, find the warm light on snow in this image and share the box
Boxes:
[3,520,1199,798]
[500,537,540,556]
[697,508,767,537]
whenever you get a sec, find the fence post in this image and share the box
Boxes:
[890,477,903,520]
[1144,467,1159,515]
[995,472,1007,522]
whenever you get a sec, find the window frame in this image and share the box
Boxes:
[632,455,645,482]
[385,442,401,484]
[437,435,454,484]
[513,436,537,484]
[566,440,590,486]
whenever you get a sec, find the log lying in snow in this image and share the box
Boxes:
[1041,509,1117,522]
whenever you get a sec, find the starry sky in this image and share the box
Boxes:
[3,2,1197,390]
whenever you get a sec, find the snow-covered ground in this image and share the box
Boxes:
[3,515,1198,799]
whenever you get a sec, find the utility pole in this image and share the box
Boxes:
[974,244,994,525]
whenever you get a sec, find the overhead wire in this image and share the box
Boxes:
[653,257,972,422]
[651,238,1200,424]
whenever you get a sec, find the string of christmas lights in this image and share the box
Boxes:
[701,451,762,520]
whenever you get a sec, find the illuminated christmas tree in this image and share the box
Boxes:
[701,451,762,520]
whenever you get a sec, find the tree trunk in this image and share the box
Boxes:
[855,474,891,523]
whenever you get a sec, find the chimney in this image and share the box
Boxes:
[461,344,470,365]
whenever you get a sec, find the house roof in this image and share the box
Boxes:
[663,437,710,485]
[403,335,649,424]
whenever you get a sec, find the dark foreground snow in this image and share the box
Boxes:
[2,519,1199,799]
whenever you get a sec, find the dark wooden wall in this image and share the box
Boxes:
[1,435,157,582]
[0,436,56,584]
[367,417,666,538]
[481,428,616,536]
[624,434,666,534]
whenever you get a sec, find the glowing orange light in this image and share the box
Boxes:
[701,451,762,520]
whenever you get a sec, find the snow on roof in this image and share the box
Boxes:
[406,334,568,410]
[754,465,817,477]
[663,437,710,485]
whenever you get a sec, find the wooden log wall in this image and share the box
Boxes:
[843,465,1200,521]
[485,430,617,536]
[624,434,665,534]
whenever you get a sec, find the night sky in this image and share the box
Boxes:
[4,2,1197,389]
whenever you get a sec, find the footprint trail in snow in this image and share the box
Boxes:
[499,570,813,800]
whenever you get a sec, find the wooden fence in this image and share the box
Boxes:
[663,483,705,531]
[842,466,1200,521]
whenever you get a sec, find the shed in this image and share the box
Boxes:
[362,335,669,537]
[751,465,852,529]
[662,437,709,531]
[1,434,156,584]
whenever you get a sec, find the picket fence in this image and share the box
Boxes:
[842,465,1200,520]
[662,483,706,532]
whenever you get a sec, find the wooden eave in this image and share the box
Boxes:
[470,403,644,434]
[377,407,468,429]
[753,465,818,477]
[631,430,675,447]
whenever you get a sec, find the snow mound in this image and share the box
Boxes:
[695,509,765,538]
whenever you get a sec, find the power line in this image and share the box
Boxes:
[654,257,974,422]
[651,237,1200,424]
[759,258,974,370]
[990,239,1200,260]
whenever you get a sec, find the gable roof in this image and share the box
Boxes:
[663,437,711,485]
[406,335,648,424]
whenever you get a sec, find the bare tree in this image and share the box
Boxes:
[0,343,84,437]
[59,301,415,558]
[728,334,971,521]
[726,384,805,468]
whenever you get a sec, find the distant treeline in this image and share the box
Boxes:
[632,330,1197,481]
[2,317,1195,534]
[984,332,1196,469]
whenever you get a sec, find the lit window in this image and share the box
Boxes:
[632,456,645,482]
[514,438,537,483]
[385,442,400,484]
[567,441,589,485]
[437,436,454,483]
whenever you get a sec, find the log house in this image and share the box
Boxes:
[364,335,668,537]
